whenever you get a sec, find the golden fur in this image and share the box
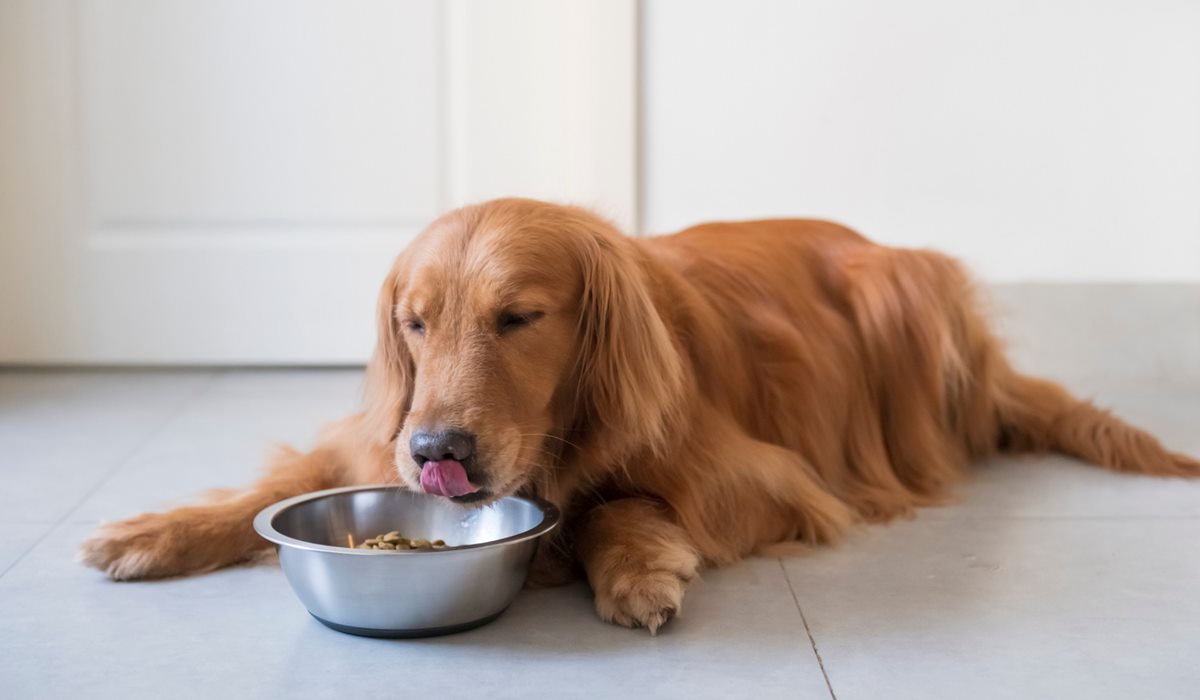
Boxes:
[80,198,1200,633]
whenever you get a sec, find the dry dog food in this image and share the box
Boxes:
[350,531,448,550]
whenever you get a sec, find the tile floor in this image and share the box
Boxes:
[1,367,1198,699]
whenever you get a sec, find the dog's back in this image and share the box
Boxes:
[641,219,1199,521]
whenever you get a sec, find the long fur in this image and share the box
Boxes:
[80,198,1199,633]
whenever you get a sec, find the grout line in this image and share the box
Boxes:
[779,559,838,700]
[0,371,223,580]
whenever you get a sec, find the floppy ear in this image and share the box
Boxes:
[362,265,414,446]
[574,229,685,458]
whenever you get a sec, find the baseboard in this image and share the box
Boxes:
[2,284,1196,378]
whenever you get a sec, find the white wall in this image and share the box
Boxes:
[642,0,1200,282]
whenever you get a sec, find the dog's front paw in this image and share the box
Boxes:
[79,511,212,581]
[593,567,693,635]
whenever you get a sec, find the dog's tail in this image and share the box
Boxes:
[994,370,1199,477]
[842,242,1198,480]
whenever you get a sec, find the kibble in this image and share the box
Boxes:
[354,532,449,551]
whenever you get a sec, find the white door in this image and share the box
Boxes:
[0,0,636,364]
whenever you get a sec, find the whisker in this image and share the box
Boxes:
[374,469,407,489]
[516,432,583,451]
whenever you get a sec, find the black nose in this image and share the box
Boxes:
[410,428,476,466]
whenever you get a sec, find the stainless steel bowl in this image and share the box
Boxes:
[253,485,560,638]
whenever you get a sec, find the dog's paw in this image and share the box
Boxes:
[593,567,693,635]
[78,511,208,581]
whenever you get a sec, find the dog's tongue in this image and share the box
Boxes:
[420,459,481,498]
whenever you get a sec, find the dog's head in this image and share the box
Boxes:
[363,199,683,505]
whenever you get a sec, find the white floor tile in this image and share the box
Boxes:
[3,368,1197,700]
[203,368,365,400]
[72,376,365,522]
[0,522,54,576]
[0,371,214,521]
[0,522,830,700]
[783,518,1200,700]
[989,284,1200,381]
[0,371,214,435]
[934,455,1200,519]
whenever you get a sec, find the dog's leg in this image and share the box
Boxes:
[573,409,858,634]
[79,425,387,580]
[575,497,701,635]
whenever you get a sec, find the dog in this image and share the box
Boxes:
[80,197,1199,633]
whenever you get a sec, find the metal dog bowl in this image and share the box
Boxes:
[254,485,560,638]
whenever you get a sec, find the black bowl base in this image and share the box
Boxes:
[310,609,506,638]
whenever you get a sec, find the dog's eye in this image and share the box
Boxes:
[498,311,543,335]
[406,319,425,336]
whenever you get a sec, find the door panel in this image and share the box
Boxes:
[0,0,637,364]
[81,0,439,223]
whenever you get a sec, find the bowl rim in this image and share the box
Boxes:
[253,484,561,555]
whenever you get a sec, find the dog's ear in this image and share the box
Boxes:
[362,264,414,446]
[574,226,684,458]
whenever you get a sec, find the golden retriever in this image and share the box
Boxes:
[80,198,1199,633]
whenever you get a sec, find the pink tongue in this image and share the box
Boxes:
[419,459,481,498]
